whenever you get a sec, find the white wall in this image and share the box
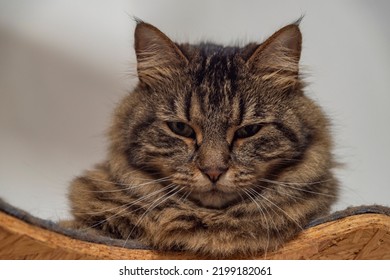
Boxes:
[0,0,389,220]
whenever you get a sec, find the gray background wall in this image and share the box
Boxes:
[0,0,389,220]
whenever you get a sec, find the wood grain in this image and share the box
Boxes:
[0,211,389,259]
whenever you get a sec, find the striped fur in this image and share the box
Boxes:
[68,21,338,257]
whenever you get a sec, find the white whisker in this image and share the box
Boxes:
[123,185,184,247]
[248,187,303,230]
[260,178,332,186]
[253,183,306,202]
[259,178,337,198]
[79,184,176,231]
[84,175,173,193]
[241,188,270,256]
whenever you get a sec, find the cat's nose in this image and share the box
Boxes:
[201,167,228,183]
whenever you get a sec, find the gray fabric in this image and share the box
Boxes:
[307,204,390,228]
[1,198,389,250]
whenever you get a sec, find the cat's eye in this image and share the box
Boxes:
[235,124,262,139]
[167,122,196,139]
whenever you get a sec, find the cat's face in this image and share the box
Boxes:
[112,22,324,209]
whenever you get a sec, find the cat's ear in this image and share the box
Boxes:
[134,21,188,87]
[245,23,302,90]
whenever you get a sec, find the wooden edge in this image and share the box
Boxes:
[265,214,390,259]
[0,211,389,259]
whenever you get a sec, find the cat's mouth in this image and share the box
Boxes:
[186,188,242,209]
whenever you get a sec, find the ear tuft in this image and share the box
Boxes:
[134,22,188,86]
[246,24,302,90]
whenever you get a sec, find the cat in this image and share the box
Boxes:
[67,19,338,258]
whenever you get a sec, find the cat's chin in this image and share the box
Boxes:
[187,189,241,209]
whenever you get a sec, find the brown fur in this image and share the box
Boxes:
[68,21,338,257]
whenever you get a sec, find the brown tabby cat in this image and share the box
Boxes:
[68,20,338,257]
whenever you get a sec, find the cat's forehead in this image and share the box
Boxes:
[188,44,244,107]
[183,44,262,124]
[157,43,284,127]
[190,43,242,85]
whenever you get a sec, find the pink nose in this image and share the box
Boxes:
[201,167,228,183]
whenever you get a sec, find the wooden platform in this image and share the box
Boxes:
[0,213,390,260]
[1,203,389,259]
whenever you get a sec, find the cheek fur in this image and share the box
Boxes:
[234,126,299,164]
[127,124,194,172]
